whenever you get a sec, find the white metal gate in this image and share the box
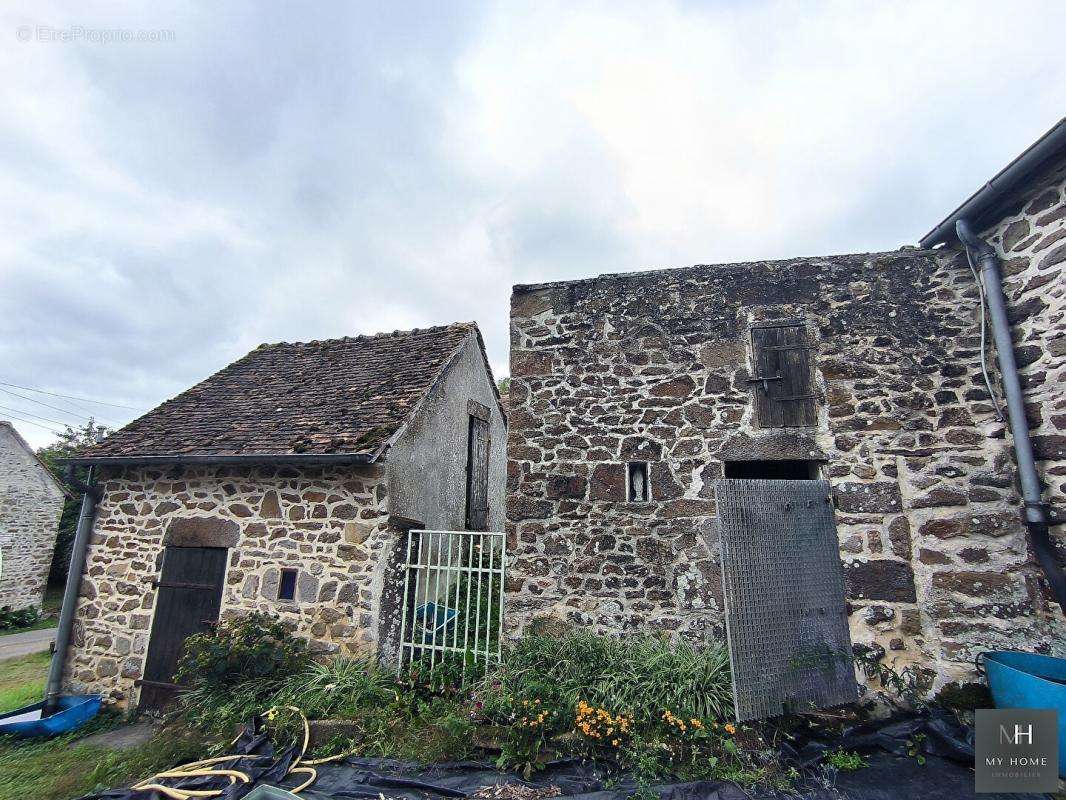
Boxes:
[396,529,505,681]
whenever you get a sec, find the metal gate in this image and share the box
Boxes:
[138,546,227,711]
[396,529,504,682]
[717,479,857,721]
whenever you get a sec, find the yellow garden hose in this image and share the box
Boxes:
[129,706,353,799]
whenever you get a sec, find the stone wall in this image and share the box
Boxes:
[979,153,1066,523]
[64,463,393,705]
[0,422,64,610]
[507,249,1065,691]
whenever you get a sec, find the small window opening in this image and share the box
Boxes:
[627,462,650,502]
[723,459,820,480]
[278,568,298,601]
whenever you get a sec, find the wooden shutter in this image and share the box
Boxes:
[465,415,490,531]
[750,324,817,428]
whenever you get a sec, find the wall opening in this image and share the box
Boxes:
[627,462,650,502]
[723,459,820,480]
[278,568,298,601]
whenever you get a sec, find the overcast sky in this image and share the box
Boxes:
[1,1,1064,448]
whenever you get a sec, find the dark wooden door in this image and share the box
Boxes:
[465,415,490,531]
[138,546,227,711]
[751,324,817,428]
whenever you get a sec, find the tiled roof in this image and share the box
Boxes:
[77,323,481,461]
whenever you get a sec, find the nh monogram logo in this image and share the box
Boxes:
[999,724,1033,745]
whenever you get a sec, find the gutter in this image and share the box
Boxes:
[44,466,101,714]
[920,117,1066,248]
[59,452,377,467]
[956,219,1066,612]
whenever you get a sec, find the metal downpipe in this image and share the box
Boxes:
[956,219,1065,612]
[44,466,100,714]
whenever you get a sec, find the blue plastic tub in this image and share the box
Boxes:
[0,695,102,739]
[982,651,1066,777]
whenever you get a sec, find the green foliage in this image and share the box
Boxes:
[0,605,42,632]
[487,631,734,724]
[852,647,934,709]
[477,631,737,779]
[175,612,309,693]
[36,419,112,585]
[825,748,868,771]
[906,732,927,766]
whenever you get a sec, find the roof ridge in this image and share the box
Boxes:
[257,321,477,349]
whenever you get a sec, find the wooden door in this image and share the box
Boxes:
[465,415,490,531]
[138,546,227,711]
[750,323,817,428]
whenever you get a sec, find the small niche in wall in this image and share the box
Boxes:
[627,462,651,502]
[278,568,298,601]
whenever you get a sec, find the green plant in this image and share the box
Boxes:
[486,631,733,725]
[906,732,927,765]
[175,612,309,692]
[852,648,934,709]
[825,748,868,771]
[0,605,42,631]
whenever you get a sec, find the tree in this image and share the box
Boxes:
[37,420,112,586]
[497,376,510,394]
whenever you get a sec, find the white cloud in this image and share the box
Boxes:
[1,0,1063,447]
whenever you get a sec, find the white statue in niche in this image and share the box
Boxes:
[630,464,646,502]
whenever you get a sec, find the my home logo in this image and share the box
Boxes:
[1000,723,1033,746]
[976,709,1058,793]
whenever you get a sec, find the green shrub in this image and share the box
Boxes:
[487,631,733,723]
[175,612,309,692]
[0,606,41,631]
[479,631,735,776]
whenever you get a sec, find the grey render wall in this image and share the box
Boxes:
[386,333,507,532]
[0,422,64,610]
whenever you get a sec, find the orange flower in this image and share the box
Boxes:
[724,723,736,735]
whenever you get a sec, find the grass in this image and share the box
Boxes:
[0,651,50,714]
[0,720,205,800]
[0,652,207,800]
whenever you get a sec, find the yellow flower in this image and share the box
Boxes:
[612,739,620,746]
[724,723,736,735]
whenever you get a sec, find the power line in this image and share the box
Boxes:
[0,411,63,435]
[0,404,73,428]
[0,386,119,425]
[0,380,147,412]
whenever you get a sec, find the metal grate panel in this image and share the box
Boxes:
[717,479,857,721]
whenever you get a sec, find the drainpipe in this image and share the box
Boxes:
[956,219,1066,612]
[44,466,101,714]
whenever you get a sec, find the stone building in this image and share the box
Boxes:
[63,322,506,709]
[506,121,1065,692]
[0,421,66,611]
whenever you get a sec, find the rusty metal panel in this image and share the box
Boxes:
[717,479,857,721]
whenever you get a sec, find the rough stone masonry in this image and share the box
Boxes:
[0,421,65,611]
[506,245,1064,691]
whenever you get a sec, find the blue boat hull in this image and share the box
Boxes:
[983,651,1066,778]
[0,694,102,738]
